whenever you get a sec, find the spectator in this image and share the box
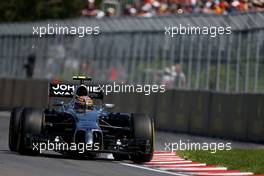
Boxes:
[124,4,137,16]
[138,3,154,17]
[24,54,36,79]
[109,66,118,82]
[161,67,175,89]
[84,0,264,18]
[171,64,186,88]
[82,0,106,18]
[82,0,97,17]
[106,7,116,17]
[107,63,128,83]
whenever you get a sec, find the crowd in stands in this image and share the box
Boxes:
[82,0,264,18]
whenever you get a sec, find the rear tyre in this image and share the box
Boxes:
[130,114,154,163]
[9,107,23,152]
[17,108,44,155]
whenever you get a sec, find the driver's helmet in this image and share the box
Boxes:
[74,96,94,112]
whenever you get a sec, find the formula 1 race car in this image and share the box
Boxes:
[8,76,154,163]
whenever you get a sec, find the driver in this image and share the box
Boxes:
[74,95,94,112]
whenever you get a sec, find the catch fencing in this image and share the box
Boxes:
[0,12,264,93]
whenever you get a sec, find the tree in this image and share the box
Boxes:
[0,0,85,22]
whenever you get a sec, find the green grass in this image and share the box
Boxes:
[177,149,264,174]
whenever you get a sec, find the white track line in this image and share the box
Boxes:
[155,151,173,153]
[152,156,179,157]
[153,155,180,159]
[151,159,185,161]
[150,159,186,162]
[145,163,206,168]
[147,161,194,164]
[148,163,206,168]
[152,156,182,159]
[152,157,182,159]
[187,172,254,175]
[162,167,227,171]
[146,161,193,165]
[151,158,183,161]
[154,153,176,156]
[120,163,189,176]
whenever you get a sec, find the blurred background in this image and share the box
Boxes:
[0,0,264,143]
[1,2,264,174]
[0,0,263,93]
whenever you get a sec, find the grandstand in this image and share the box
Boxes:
[90,0,264,18]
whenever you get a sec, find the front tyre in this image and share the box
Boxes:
[9,107,23,152]
[17,108,44,155]
[130,114,154,163]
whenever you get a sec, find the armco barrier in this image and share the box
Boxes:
[209,93,249,140]
[23,79,35,107]
[188,91,211,136]
[105,92,141,113]
[227,94,248,140]
[125,92,142,113]
[0,78,264,143]
[209,93,230,138]
[105,92,157,120]
[30,79,49,107]
[0,79,15,109]
[170,91,192,133]
[246,94,264,142]
[155,90,175,131]
[12,79,26,107]
[0,79,4,107]
[0,78,49,109]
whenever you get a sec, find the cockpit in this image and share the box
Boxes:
[74,85,94,112]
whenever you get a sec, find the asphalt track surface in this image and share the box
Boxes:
[0,111,173,176]
[1,111,264,176]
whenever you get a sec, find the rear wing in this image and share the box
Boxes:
[72,76,92,83]
[49,83,104,99]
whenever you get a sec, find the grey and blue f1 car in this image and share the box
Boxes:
[9,76,154,163]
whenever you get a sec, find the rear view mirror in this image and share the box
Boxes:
[104,103,115,109]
